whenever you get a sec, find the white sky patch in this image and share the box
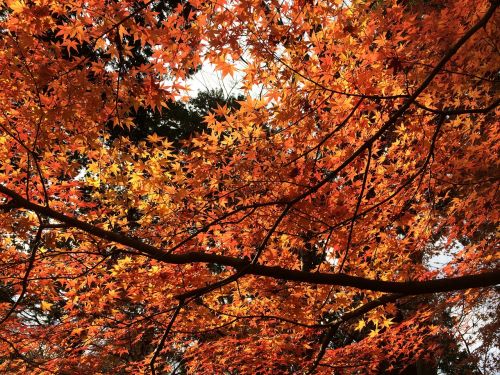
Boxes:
[185,62,244,97]
[424,238,463,274]
[183,59,269,102]
[325,246,339,268]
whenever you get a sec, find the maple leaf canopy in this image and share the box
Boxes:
[0,0,498,373]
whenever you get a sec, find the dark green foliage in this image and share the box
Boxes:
[108,89,244,146]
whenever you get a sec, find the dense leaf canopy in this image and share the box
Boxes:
[0,0,498,373]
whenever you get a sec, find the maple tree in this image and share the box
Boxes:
[0,0,499,373]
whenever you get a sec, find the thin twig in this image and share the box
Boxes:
[338,146,372,273]
[150,301,184,375]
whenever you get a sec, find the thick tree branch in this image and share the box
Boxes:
[1,184,498,295]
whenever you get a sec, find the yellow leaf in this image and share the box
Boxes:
[108,163,120,176]
[355,319,365,331]
[41,301,53,312]
[107,289,120,300]
[9,0,25,13]
[368,328,380,338]
[147,133,162,143]
[71,327,85,336]
[381,318,394,329]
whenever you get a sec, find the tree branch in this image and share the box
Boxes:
[0,223,43,327]
[1,183,499,295]
[150,301,184,375]
[308,293,403,373]
[338,145,372,273]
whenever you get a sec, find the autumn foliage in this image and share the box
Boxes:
[0,0,498,373]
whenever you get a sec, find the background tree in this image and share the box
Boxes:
[109,89,243,146]
[0,0,498,374]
